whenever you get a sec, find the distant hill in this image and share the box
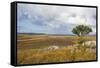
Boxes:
[17,32,75,36]
[17,33,46,35]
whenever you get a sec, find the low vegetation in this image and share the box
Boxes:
[17,35,96,65]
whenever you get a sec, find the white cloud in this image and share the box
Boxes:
[18,3,96,34]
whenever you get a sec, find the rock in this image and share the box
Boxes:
[83,41,96,45]
[47,46,59,50]
[39,45,59,52]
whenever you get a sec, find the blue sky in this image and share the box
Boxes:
[17,3,96,35]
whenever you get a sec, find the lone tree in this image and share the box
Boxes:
[72,25,92,45]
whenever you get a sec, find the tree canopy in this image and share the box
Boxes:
[72,25,92,37]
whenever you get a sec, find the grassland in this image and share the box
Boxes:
[17,34,96,65]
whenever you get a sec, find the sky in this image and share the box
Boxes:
[17,3,96,35]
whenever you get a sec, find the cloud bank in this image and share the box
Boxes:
[17,3,96,35]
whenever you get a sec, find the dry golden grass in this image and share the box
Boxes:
[17,35,96,65]
[17,46,96,65]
